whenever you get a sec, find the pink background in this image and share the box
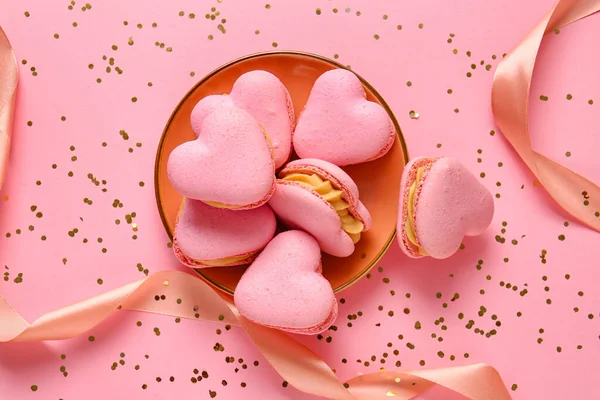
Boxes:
[1,0,599,399]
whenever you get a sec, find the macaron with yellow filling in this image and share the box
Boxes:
[397,157,494,259]
[173,199,277,268]
[268,158,371,257]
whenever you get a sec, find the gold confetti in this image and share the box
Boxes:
[409,110,419,119]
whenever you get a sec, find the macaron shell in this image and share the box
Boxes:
[234,230,337,334]
[268,181,356,257]
[190,70,294,168]
[190,95,234,135]
[173,199,277,266]
[292,69,395,166]
[415,158,494,259]
[167,107,275,209]
[397,157,435,258]
[280,158,371,230]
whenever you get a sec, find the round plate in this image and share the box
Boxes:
[155,51,408,295]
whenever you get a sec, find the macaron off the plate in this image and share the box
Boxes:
[397,157,494,259]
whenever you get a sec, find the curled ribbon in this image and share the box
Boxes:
[0,270,512,400]
[492,0,600,232]
[0,27,17,191]
[3,0,599,398]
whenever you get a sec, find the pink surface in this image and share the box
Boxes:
[174,199,276,266]
[292,69,395,166]
[234,230,337,334]
[268,181,356,258]
[167,107,275,209]
[281,158,372,229]
[0,0,599,399]
[398,157,494,259]
[191,70,295,168]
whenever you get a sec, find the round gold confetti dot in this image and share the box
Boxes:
[418,23,424,29]
[88,336,95,342]
[131,97,138,102]
[558,234,565,241]
[374,34,380,40]
[30,385,37,391]
[208,35,213,40]
[97,278,103,285]
[272,42,278,47]
[566,94,572,100]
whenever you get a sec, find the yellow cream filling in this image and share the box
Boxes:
[198,252,256,266]
[281,173,364,243]
[405,167,428,256]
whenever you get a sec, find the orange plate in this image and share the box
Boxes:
[155,51,408,295]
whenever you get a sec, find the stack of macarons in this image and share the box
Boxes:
[167,68,494,335]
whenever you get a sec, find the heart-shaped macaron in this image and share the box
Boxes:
[191,70,295,168]
[234,230,338,335]
[167,107,275,210]
[397,157,494,259]
[268,158,371,257]
[292,69,396,166]
[173,199,277,268]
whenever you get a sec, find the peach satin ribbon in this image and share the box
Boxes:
[0,27,17,191]
[492,0,600,232]
[0,270,512,400]
[3,0,600,398]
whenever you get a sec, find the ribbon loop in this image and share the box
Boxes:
[0,27,18,190]
[492,0,600,232]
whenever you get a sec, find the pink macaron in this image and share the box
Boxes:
[190,70,295,168]
[167,107,276,210]
[173,199,277,268]
[292,69,396,166]
[397,157,494,259]
[268,158,371,257]
[234,230,337,334]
